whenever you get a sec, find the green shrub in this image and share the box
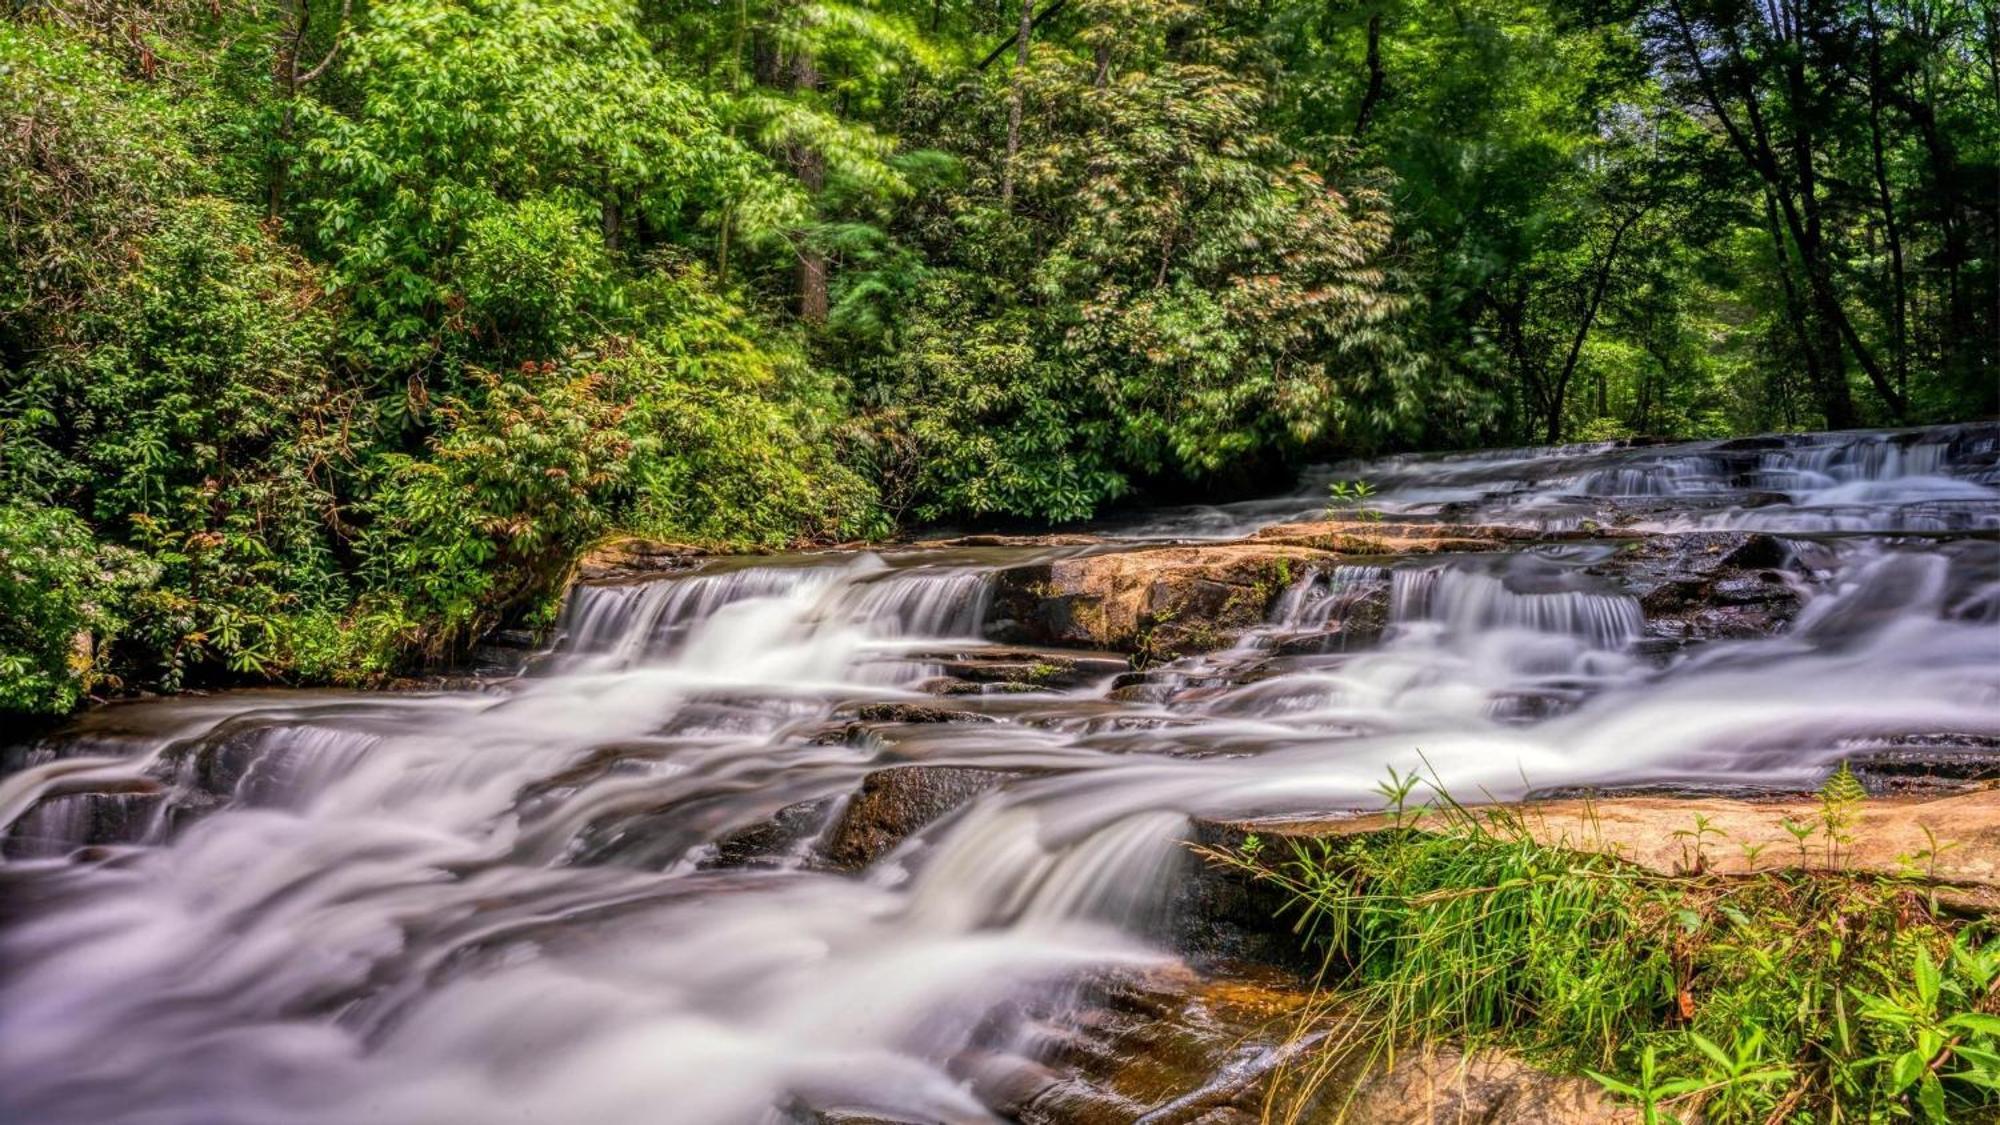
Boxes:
[363,359,638,653]
[616,274,877,544]
[862,274,1127,523]
[0,503,151,714]
[0,22,208,360]
[294,0,746,383]
[8,196,356,688]
[457,196,616,363]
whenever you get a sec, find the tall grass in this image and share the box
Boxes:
[1206,770,2000,1123]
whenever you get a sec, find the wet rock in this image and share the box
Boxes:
[467,628,542,676]
[1714,435,1788,452]
[1106,671,1184,704]
[1251,517,1526,554]
[1844,734,2000,794]
[990,545,1333,658]
[1486,690,1583,724]
[912,648,1131,690]
[843,702,999,725]
[1615,531,1792,607]
[823,765,1018,869]
[1526,781,1801,802]
[1011,961,1337,1125]
[923,679,1048,697]
[159,722,290,812]
[1001,960,1627,1125]
[1264,579,1391,655]
[792,1100,974,1125]
[1599,531,1802,642]
[1167,820,1330,973]
[383,673,496,693]
[704,796,840,869]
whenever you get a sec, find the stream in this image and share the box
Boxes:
[4,425,1998,1123]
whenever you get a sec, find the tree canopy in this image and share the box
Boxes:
[1,0,1993,711]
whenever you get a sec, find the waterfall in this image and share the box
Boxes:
[831,569,995,638]
[1392,567,1643,649]
[552,560,995,675]
[556,566,824,662]
[1267,565,1388,632]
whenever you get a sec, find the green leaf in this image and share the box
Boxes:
[1917,1072,1947,1122]
[1892,1049,1928,1093]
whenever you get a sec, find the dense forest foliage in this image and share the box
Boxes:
[1,0,1994,712]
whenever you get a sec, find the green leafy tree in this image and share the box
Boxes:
[294,0,747,388]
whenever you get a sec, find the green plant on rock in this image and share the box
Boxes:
[1325,479,1382,523]
[1820,760,1867,868]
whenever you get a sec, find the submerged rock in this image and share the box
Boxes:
[1009,961,1334,1125]
[912,647,1131,691]
[704,796,842,869]
[989,960,1629,1125]
[1,780,165,858]
[823,765,1019,869]
[842,702,999,725]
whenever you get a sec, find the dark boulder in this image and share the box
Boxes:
[844,702,999,725]
[1595,531,1803,643]
[824,765,1019,870]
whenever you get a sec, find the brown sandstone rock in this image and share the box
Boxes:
[991,544,1335,658]
[1346,1046,1639,1125]
[1219,788,2000,906]
[572,537,708,582]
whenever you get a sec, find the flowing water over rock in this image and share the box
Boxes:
[4,425,1998,1123]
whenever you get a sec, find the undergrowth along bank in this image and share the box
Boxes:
[1207,766,2000,1124]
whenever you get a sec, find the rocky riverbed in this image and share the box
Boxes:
[3,424,1998,1123]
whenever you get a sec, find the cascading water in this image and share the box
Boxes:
[4,425,1999,1124]
[1389,567,1644,649]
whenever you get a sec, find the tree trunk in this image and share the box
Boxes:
[1863,0,1909,404]
[1892,78,1975,382]
[1544,207,1644,444]
[1661,0,1899,422]
[1760,190,1833,426]
[1353,10,1386,140]
[788,49,828,322]
[1000,0,1034,208]
[267,0,350,220]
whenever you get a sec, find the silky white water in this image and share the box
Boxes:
[3,425,1997,1124]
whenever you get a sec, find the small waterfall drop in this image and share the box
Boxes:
[1391,567,1644,649]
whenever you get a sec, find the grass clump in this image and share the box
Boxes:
[1215,769,2000,1123]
